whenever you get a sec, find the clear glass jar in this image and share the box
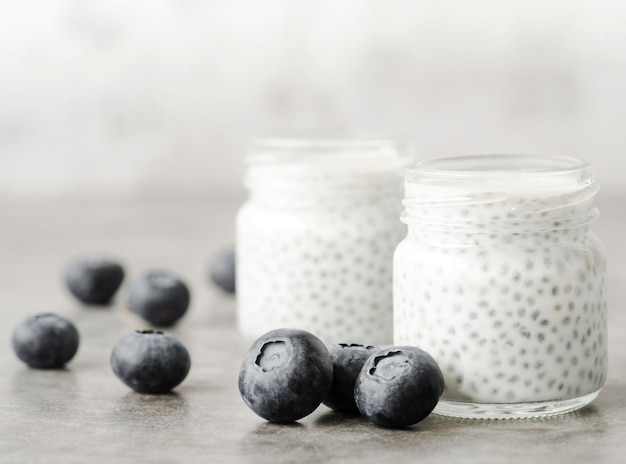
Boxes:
[393,154,607,419]
[237,137,413,345]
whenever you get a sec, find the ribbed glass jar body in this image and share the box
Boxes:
[237,137,412,345]
[393,154,607,418]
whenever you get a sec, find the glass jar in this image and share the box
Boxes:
[393,154,607,419]
[237,137,413,345]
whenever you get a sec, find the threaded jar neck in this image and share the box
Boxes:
[244,136,414,197]
[402,154,599,235]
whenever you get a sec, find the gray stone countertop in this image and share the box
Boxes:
[0,194,624,464]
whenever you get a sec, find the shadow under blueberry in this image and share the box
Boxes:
[239,410,431,464]
[314,407,439,433]
[313,409,369,427]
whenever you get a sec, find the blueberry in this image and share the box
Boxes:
[208,248,236,294]
[127,271,190,326]
[64,258,125,305]
[110,330,191,394]
[354,346,444,428]
[12,313,80,369]
[238,328,333,423]
[323,343,379,413]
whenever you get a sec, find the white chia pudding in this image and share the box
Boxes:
[237,137,412,345]
[393,154,607,418]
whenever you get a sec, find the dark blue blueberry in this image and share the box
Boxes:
[12,313,80,369]
[238,328,333,423]
[323,343,379,413]
[354,346,444,428]
[208,248,236,294]
[110,330,191,394]
[64,258,124,305]
[127,271,190,326]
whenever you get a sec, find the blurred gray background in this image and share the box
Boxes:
[1,0,625,198]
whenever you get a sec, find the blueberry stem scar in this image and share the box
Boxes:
[370,351,411,381]
[338,343,376,350]
[255,341,288,372]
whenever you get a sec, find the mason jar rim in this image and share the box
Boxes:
[243,135,414,193]
[406,154,593,185]
[401,154,599,230]
[247,136,413,166]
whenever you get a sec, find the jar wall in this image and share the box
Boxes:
[394,231,607,405]
[236,137,412,345]
[393,154,607,418]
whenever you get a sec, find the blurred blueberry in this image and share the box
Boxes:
[208,248,236,294]
[110,330,191,394]
[64,258,124,305]
[12,313,80,369]
[127,270,190,327]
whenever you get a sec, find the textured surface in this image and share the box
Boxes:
[0,193,625,463]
